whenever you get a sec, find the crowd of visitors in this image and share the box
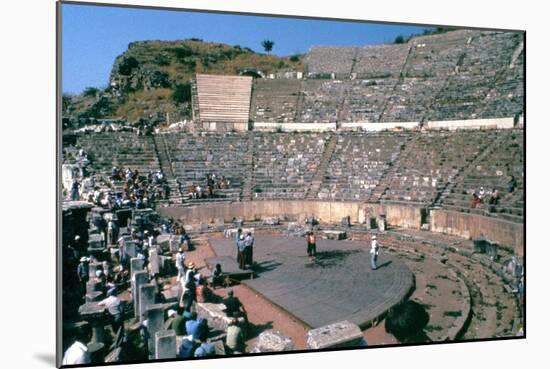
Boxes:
[183,173,230,200]
[68,158,172,210]
[63,202,254,364]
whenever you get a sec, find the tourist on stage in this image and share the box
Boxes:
[307,231,317,258]
[370,235,380,270]
[244,231,254,266]
[237,234,247,270]
[234,228,243,260]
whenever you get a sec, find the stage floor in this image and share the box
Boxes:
[208,235,414,329]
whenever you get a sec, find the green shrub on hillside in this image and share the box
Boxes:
[172,83,192,104]
[118,56,139,75]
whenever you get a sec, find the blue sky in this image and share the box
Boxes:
[62,3,429,94]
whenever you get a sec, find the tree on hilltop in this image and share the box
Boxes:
[261,40,275,54]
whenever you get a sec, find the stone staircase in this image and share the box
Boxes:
[191,79,200,122]
[367,138,408,202]
[241,135,255,201]
[306,134,337,199]
[433,131,519,215]
[152,134,187,206]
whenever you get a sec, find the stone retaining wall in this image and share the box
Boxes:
[158,200,523,255]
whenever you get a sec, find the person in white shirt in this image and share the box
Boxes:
[62,325,92,365]
[175,248,185,279]
[98,289,123,334]
[370,235,380,270]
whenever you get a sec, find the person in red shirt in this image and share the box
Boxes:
[307,231,317,258]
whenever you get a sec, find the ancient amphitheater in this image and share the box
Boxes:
[61,29,524,363]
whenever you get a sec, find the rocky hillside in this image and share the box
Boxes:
[63,39,304,125]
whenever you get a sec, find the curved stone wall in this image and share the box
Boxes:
[158,200,523,255]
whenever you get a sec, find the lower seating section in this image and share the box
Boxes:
[251,133,329,199]
[376,130,499,204]
[64,129,524,223]
[163,132,250,201]
[437,129,524,222]
[318,132,405,200]
[74,131,161,175]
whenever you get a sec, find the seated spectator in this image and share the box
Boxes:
[188,184,196,199]
[225,318,246,354]
[194,341,216,357]
[488,188,499,205]
[211,263,224,288]
[223,289,247,320]
[478,186,486,201]
[470,193,481,208]
[185,313,209,341]
[507,175,517,193]
[196,276,214,303]
[487,188,499,213]
[170,306,190,336]
[177,335,199,358]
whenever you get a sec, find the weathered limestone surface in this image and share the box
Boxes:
[251,330,294,353]
[155,330,177,359]
[306,321,366,350]
[322,230,346,240]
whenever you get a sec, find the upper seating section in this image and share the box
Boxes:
[354,44,409,78]
[250,79,301,122]
[286,30,523,123]
[306,47,358,77]
[403,29,477,78]
[341,78,398,122]
[196,74,253,123]
[298,80,348,123]
[428,31,523,121]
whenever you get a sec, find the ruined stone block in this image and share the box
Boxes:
[155,330,177,359]
[322,230,346,240]
[306,321,366,350]
[251,330,294,353]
